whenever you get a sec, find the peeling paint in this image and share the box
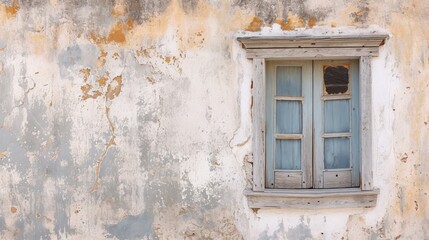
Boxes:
[246,17,263,31]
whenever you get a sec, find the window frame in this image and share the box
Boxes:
[237,34,388,208]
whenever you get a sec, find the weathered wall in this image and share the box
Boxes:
[0,0,428,239]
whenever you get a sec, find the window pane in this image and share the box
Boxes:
[276,101,302,134]
[324,100,350,133]
[323,65,349,95]
[275,140,301,170]
[324,138,350,169]
[276,66,302,96]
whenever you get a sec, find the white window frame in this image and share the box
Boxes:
[237,34,388,209]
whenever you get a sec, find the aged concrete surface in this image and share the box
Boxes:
[0,0,428,239]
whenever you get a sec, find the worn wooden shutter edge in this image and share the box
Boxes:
[252,58,266,191]
[360,56,373,190]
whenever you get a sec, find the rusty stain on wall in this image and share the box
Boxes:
[246,17,263,31]
[0,151,7,160]
[4,0,20,18]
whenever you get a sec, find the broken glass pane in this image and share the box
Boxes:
[323,65,349,95]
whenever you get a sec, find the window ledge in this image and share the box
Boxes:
[244,188,379,209]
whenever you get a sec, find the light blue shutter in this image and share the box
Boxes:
[266,61,312,189]
[313,60,360,188]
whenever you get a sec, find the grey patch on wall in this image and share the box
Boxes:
[14,219,26,240]
[0,38,6,49]
[286,223,312,240]
[53,191,75,238]
[259,221,312,239]
[232,0,329,24]
[350,1,370,23]
[281,0,306,18]
[58,0,115,30]
[281,0,330,22]
[6,95,79,239]
[259,222,285,240]
[181,177,224,210]
[58,44,98,79]
[32,214,50,240]
[19,0,45,8]
[58,45,82,70]
[106,212,154,240]
[21,102,49,152]
[94,148,123,200]
[136,96,184,237]
[0,216,5,231]
[0,64,13,125]
[256,0,278,24]
[0,129,31,172]
[231,0,256,8]
[180,0,199,13]
[125,0,172,23]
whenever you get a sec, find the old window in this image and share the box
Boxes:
[266,60,360,190]
[237,32,388,208]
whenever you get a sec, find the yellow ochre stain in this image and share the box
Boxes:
[106,75,123,100]
[10,206,17,213]
[91,20,134,46]
[0,151,7,159]
[97,76,108,87]
[80,68,91,82]
[246,17,263,31]
[97,50,108,68]
[5,0,19,18]
[275,13,306,31]
[308,16,317,28]
[108,23,126,43]
[112,0,127,17]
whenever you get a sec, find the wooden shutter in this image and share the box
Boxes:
[313,60,360,188]
[266,61,312,189]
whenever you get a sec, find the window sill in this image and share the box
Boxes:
[244,188,379,209]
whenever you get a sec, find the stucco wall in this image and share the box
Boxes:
[0,0,428,239]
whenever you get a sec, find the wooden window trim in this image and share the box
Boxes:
[239,34,388,209]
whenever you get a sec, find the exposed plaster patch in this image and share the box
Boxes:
[3,0,19,18]
[0,151,8,159]
[246,17,263,31]
[106,76,123,100]
[308,16,316,28]
[10,206,17,213]
[90,20,134,46]
[274,12,306,30]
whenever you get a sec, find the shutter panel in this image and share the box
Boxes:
[313,60,360,188]
[266,61,312,189]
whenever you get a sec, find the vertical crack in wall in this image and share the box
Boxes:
[76,46,124,192]
[90,98,116,192]
[17,77,36,107]
[88,74,123,192]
